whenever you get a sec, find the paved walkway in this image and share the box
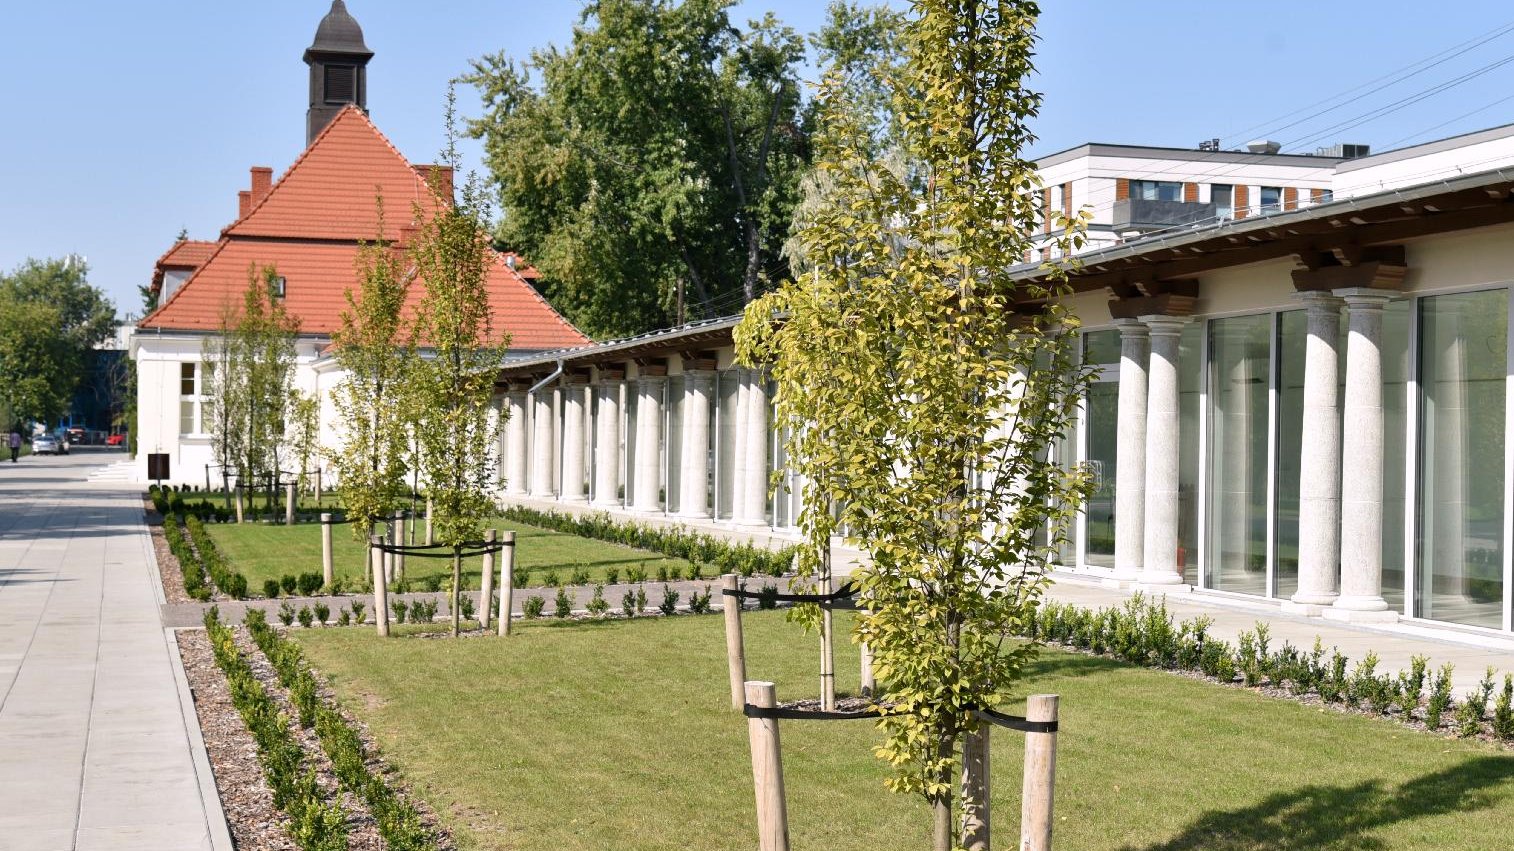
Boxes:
[0,450,227,851]
[1047,573,1514,698]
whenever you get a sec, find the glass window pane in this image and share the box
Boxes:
[1382,299,1411,608]
[1417,289,1506,628]
[1083,330,1119,568]
[180,362,195,396]
[716,371,740,519]
[1260,186,1282,213]
[1178,321,1204,584]
[1209,314,1271,595]
[179,400,195,435]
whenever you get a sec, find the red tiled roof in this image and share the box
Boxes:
[226,106,443,241]
[140,106,587,351]
[140,240,581,348]
[157,240,217,269]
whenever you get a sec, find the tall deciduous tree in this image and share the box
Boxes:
[330,200,416,567]
[0,256,115,425]
[464,0,808,338]
[736,3,1091,848]
[202,302,243,507]
[225,266,300,514]
[412,100,507,636]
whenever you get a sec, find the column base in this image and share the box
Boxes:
[1101,577,1137,590]
[1322,606,1399,624]
[504,489,529,498]
[1133,577,1191,594]
[1282,591,1338,616]
[677,511,711,521]
[559,495,588,504]
[590,500,623,511]
[730,518,770,529]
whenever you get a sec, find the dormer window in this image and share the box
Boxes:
[325,65,356,104]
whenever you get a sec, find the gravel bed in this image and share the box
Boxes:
[176,630,297,851]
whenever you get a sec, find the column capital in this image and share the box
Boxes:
[1113,317,1149,338]
[637,373,667,388]
[1139,314,1190,336]
[1334,287,1398,308]
[1293,289,1343,312]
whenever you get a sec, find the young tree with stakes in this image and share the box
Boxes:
[201,301,243,510]
[735,2,1091,848]
[330,199,416,588]
[413,94,508,636]
[221,266,299,517]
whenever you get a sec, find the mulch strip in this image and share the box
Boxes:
[176,630,297,851]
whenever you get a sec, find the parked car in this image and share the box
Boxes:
[33,435,63,455]
[66,427,85,444]
[106,433,126,447]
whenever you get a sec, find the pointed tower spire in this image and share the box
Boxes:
[304,0,374,145]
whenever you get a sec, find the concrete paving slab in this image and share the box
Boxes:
[0,451,228,850]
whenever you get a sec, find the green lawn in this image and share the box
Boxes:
[207,517,692,594]
[293,611,1514,851]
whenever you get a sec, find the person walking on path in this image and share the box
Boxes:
[8,429,20,462]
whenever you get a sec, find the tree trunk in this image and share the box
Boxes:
[451,547,462,637]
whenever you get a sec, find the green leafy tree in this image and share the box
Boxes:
[736,3,1091,848]
[225,266,300,514]
[412,96,508,636]
[464,0,809,337]
[0,256,115,425]
[0,296,68,427]
[784,2,907,275]
[330,199,416,568]
[287,389,321,496]
[202,302,244,508]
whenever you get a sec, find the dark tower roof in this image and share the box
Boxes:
[304,0,372,60]
[304,1,373,145]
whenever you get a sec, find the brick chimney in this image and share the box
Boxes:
[250,166,273,205]
[238,190,252,218]
[416,164,454,200]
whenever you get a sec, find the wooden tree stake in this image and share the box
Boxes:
[234,484,244,524]
[745,681,790,851]
[392,510,406,583]
[962,724,990,851]
[285,483,297,525]
[479,529,497,630]
[497,530,515,636]
[370,536,390,637]
[425,496,434,546]
[820,573,835,711]
[722,574,747,710]
[320,513,334,588]
[1019,694,1059,851]
[860,642,875,697]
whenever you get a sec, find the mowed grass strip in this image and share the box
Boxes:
[206,518,692,593]
[294,611,1514,851]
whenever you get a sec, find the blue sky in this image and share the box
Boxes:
[4,1,1514,316]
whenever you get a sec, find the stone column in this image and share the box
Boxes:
[1286,292,1343,614]
[633,374,665,512]
[560,382,588,502]
[736,369,771,526]
[592,377,622,507]
[504,390,528,495]
[679,370,713,518]
[1327,289,1398,622]
[529,387,555,498]
[1137,315,1189,590]
[1110,319,1149,585]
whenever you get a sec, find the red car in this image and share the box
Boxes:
[105,434,126,447]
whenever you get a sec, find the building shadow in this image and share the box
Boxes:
[1120,756,1514,851]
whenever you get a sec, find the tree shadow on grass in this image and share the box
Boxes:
[1121,756,1514,851]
